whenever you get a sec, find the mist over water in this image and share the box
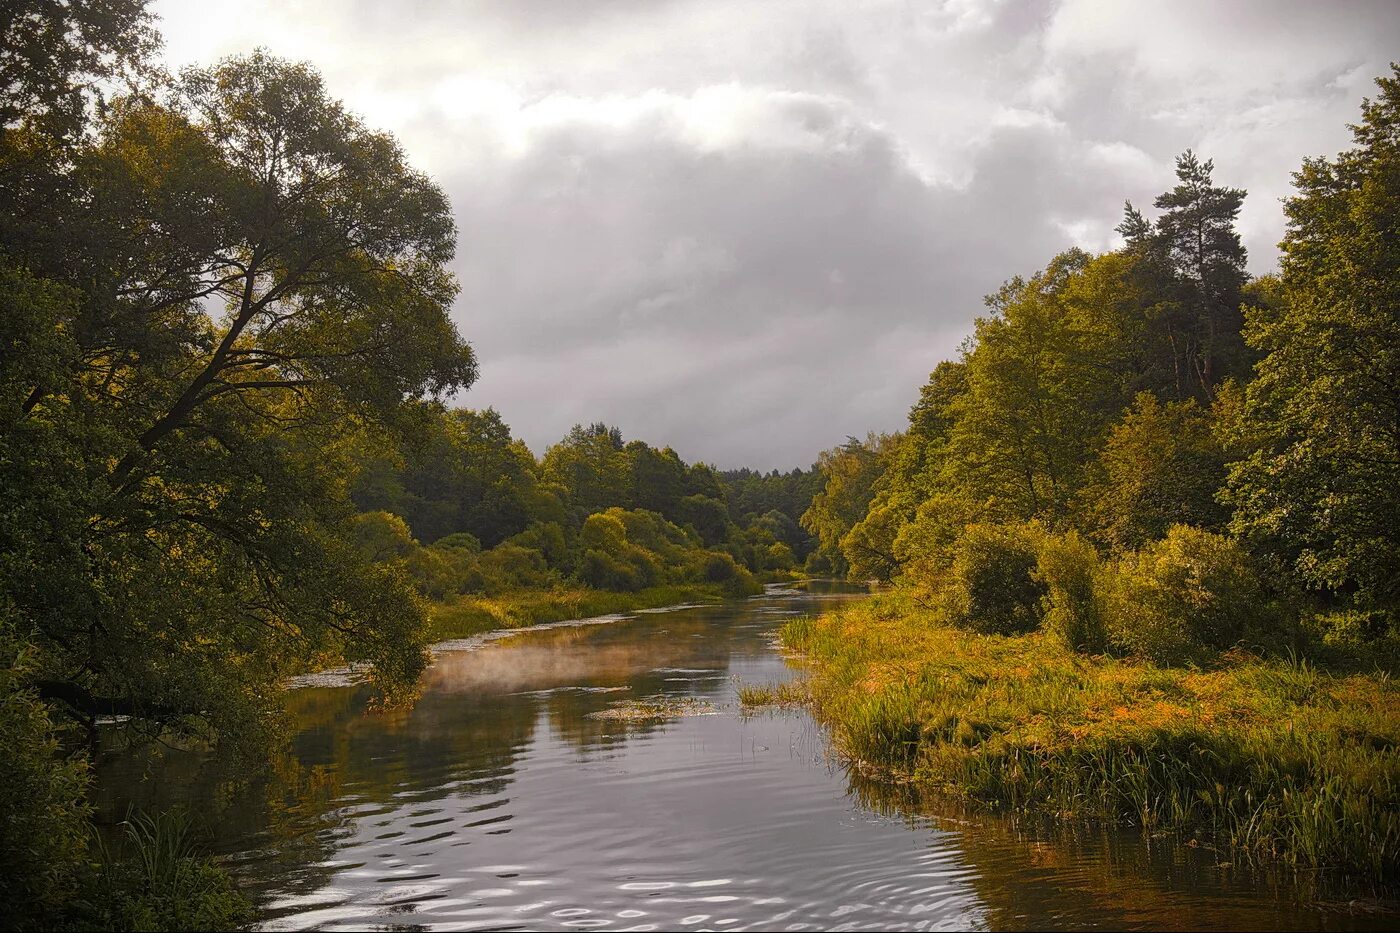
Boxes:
[96,588,1391,931]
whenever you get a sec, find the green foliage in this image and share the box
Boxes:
[945,251,1134,523]
[784,598,1400,888]
[801,434,891,574]
[1035,529,1107,654]
[506,522,566,565]
[347,511,416,562]
[1,44,478,746]
[541,423,630,521]
[0,611,91,924]
[945,523,1047,636]
[1226,66,1400,623]
[578,547,656,592]
[1,1,156,131]
[1084,392,1229,550]
[1119,150,1253,397]
[692,551,761,596]
[76,811,251,932]
[1103,526,1270,665]
[762,542,796,571]
[674,493,731,546]
[720,466,822,536]
[352,407,539,546]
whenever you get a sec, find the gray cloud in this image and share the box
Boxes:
[153,0,1400,468]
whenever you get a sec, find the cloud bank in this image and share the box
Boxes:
[153,0,1400,468]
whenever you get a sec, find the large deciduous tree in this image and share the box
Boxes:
[3,49,477,747]
[1225,66,1400,621]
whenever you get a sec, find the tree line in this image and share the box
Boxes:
[801,69,1400,664]
[0,4,822,927]
[346,412,823,603]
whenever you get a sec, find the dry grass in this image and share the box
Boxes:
[782,595,1400,891]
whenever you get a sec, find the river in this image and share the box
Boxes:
[95,584,1392,931]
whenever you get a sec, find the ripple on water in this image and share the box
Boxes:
[99,594,1397,933]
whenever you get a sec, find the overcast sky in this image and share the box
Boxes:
[153,1,1399,470]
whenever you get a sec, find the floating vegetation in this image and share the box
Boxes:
[736,680,809,709]
[587,696,719,721]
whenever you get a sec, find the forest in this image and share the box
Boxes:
[791,69,1400,890]
[0,4,828,928]
[3,2,1399,928]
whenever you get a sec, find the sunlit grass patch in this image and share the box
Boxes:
[781,596,1400,891]
[736,679,808,709]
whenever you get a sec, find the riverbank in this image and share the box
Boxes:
[426,580,773,642]
[779,594,1400,894]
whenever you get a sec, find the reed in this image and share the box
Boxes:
[736,679,808,709]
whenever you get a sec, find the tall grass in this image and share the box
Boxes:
[782,598,1400,892]
[79,809,251,931]
[735,679,808,709]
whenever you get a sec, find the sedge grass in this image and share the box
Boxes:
[781,595,1400,891]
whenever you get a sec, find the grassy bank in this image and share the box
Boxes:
[426,583,734,641]
[781,595,1400,891]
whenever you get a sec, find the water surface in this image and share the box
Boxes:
[97,586,1393,931]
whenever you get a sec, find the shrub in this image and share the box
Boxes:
[763,542,796,571]
[506,522,566,565]
[1103,525,1268,664]
[1,620,91,925]
[690,551,762,596]
[404,546,461,599]
[432,532,482,554]
[803,550,836,575]
[476,543,554,591]
[1035,530,1107,653]
[77,810,252,932]
[577,545,659,592]
[946,523,1046,635]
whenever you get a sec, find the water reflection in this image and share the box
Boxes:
[95,589,1392,931]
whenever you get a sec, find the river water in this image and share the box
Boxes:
[96,584,1392,931]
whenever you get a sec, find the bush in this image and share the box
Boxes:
[506,522,566,565]
[1035,530,1107,653]
[1103,525,1268,664]
[763,542,796,571]
[946,523,1046,635]
[579,512,628,551]
[346,510,415,561]
[1,621,91,925]
[691,551,761,597]
[75,811,251,932]
[476,544,555,592]
[432,532,482,554]
[803,550,836,575]
[578,546,657,592]
[404,546,461,599]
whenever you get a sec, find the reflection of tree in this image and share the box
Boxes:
[844,768,1339,930]
[527,611,752,752]
[90,595,840,921]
